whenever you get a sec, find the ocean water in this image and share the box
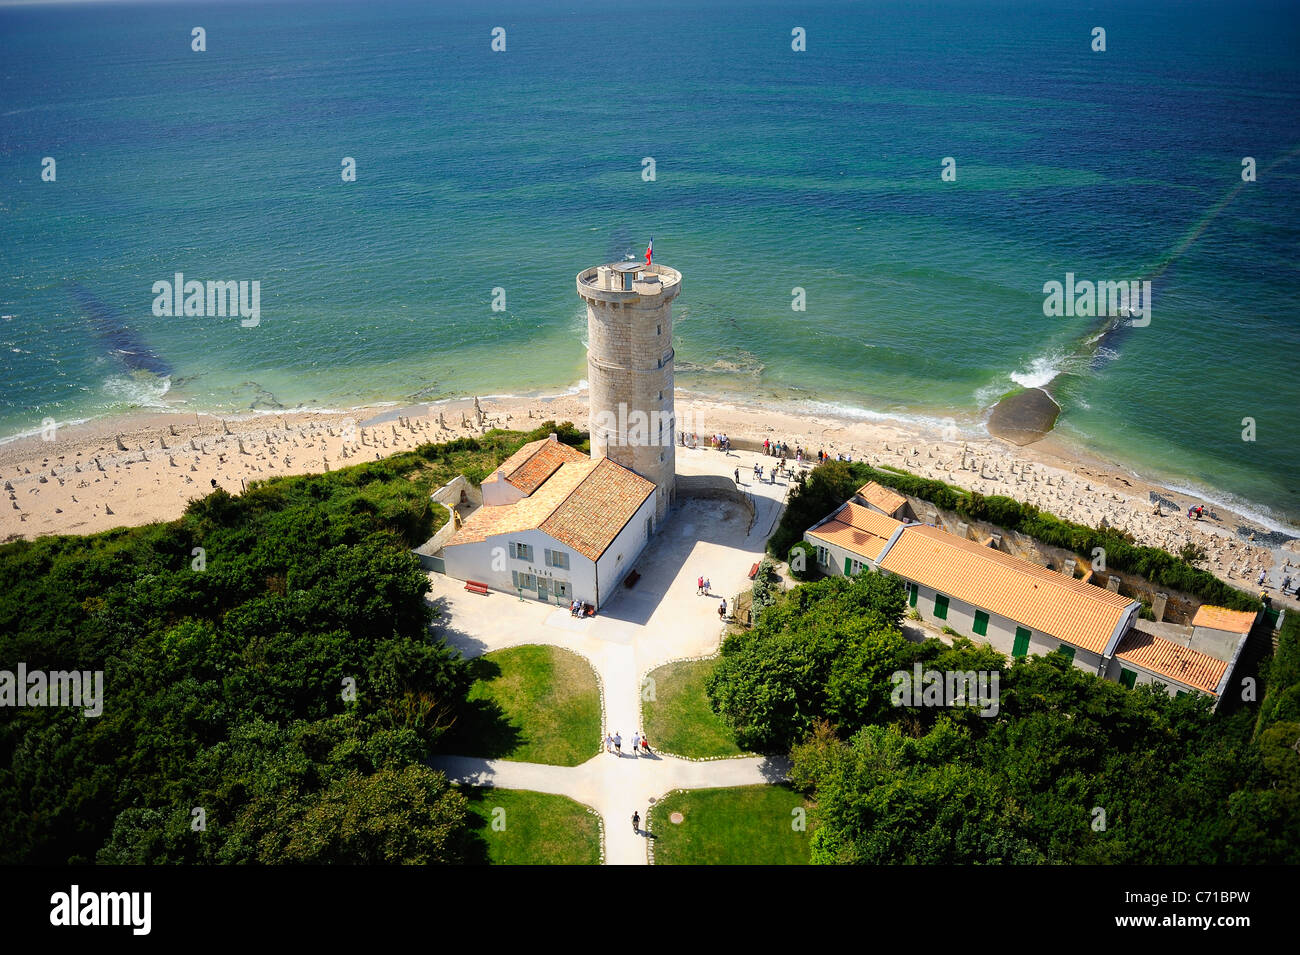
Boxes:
[1,0,1298,526]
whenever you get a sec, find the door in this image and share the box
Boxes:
[536,578,550,602]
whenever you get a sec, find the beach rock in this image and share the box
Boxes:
[986,387,1061,446]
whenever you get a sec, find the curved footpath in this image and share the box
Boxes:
[426,444,795,864]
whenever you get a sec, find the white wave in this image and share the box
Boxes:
[1009,352,1067,390]
[101,375,172,409]
[0,416,93,446]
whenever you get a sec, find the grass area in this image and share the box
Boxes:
[650,785,812,865]
[642,658,747,759]
[439,644,602,766]
[464,788,601,865]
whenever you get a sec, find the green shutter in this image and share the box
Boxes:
[908,583,918,607]
[1058,644,1075,662]
[934,593,949,620]
[844,557,852,576]
[1012,628,1031,658]
[973,610,988,636]
[1120,668,1137,689]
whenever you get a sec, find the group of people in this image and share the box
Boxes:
[568,599,587,617]
[604,730,651,758]
[678,432,733,452]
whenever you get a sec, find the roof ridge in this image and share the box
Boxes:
[910,523,1130,606]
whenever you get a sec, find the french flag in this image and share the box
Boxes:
[645,238,653,265]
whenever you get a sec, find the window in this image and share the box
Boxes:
[553,580,570,600]
[1057,644,1075,662]
[815,546,829,566]
[1119,668,1137,689]
[544,549,569,570]
[656,324,661,336]
[511,571,537,591]
[658,391,663,401]
[1175,689,1188,698]
[508,541,533,562]
[972,610,989,636]
[933,593,949,620]
[844,557,852,576]
[1012,627,1031,658]
[908,582,918,608]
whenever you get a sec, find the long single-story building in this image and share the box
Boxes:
[441,435,657,609]
[876,522,1141,675]
[803,497,1252,703]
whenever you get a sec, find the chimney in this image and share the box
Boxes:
[549,432,558,442]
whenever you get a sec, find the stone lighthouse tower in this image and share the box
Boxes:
[576,259,681,523]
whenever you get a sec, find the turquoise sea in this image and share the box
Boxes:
[1,0,1298,526]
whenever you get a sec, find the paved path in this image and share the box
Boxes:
[430,752,791,864]
[427,445,801,864]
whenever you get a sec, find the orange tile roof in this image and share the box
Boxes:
[1191,605,1257,635]
[482,438,588,495]
[1114,629,1228,694]
[543,458,656,560]
[448,456,655,561]
[856,481,907,515]
[807,502,904,562]
[449,460,598,547]
[878,524,1137,654]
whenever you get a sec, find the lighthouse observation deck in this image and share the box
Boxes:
[576,263,682,303]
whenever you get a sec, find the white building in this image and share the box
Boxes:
[876,522,1140,675]
[804,496,1251,704]
[441,435,656,610]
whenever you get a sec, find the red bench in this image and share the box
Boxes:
[464,580,490,596]
[748,562,759,579]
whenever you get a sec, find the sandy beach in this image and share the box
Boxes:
[2,391,1297,612]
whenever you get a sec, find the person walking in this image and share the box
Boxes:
[720,597,728,619]
[632,811,640,834]
[735,467,741,485]
[640,735,651,756]
[613,731,622,756]
[604,732,613,754]
[632,730,641,755]
[697,575,704,595]
[703,577,710,595]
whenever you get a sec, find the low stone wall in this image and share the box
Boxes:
[676,474,756,529]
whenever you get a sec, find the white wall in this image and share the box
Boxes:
[900,578,1106,674]
[594,492,657,606]
[806,533,882,577]
[443,527,595,607]
[1102,657,1205,700]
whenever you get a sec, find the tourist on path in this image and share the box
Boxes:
[632,811,640,834]
[613,732,622,756]
[719,597,728,620]
[604,733,613,754]
[697,575,704,595]
[640,735,651,756]
[703,577,710,595]
[735,467,740,485]
[632,731,641,755]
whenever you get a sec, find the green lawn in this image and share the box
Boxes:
[642,657,747,759]
[650,785,812,865]
[464,788,601,865]
[440,644,601,766]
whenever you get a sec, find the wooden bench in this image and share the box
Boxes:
[748,562,760,580]
[464,580,490,596]
[624,570,641,589]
